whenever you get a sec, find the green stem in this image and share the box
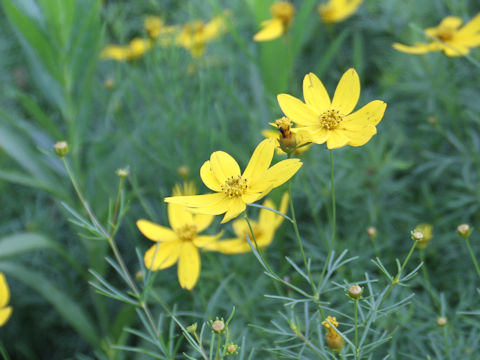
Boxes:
[465,238,480,279]
[443,325,450,360]
[420,250,439,308]
[354,299,359,360]
[214,333,222,360]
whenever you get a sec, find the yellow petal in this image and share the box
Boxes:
[177,242,200,290]
[144,242,181,270]
[220,198,247,223]
[441,43,470,56]
[100,45,129,61]
[342,100,387,127]
[277,94,319,126]
[307,127,329,144]
[193,234,221,248]
[392,42,439,54]
[137,220,177,242]
[331,68,360,115]
[203,14,226,41]
[457,13,480,36]
[0,273,10,308]
[189,196,232,215]
[165,193,226,207]
[205,238,249,254]
[302,73,331,113]
[200,160,222,191]
[210,151,241,183]
[261,159,302,188]
[326,130,350,149]
[192,213,215,232]
[276,192,290,227]
[232,218,249,237]
[242,192,262,203]
[438,16,463,30]
[0,306,12,327]
[168,203,193,230]
[253,18,284,42]
[243,139,275,183]
[343,126,377,146]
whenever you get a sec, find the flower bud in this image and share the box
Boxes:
[457,224,472,239]
[177,165,190,179]
[226,343,239,354]
[414,223,433,250]
[187,322,198,334]
[211,319,225,333]
[326,332,344,351]
[54,141,69,158]
[367,226,377,239]
[411,230,424,242]
[436,317,447,327]
[348,285,363,300]
[104,78,115,89]
[116,168,129,178]
[135,270,144,281]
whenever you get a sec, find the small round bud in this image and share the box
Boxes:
[436,317,447,327]
[226,343,239,355]
[427,115,437,125]
[186,322,198,334]
[135,270,144,281]
[211,319,225,333]
[457,224,472,239]
[178,165,190,179]
[104,78,115,89]
[414,224,433,250]
[367,226,377,238]
[348,285,363,300]
[411,231,424,242]
[116,168,129,178]
[54,141,69,158]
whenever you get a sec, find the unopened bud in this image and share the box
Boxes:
[135,270,144,281]
[226,343,239,354]
[211,319,225,333]
[411,230,424,242]
[457,224,472,239]
[348,285,363,300]
[178,165,190,179]
[326,332,344,352]
[414,223,433,250]
[367,226,377,238]
[187,322,198,333]
[54,141,69,158]
[436,317,447,327]
[104,78,115,89]
[116,168,129,178]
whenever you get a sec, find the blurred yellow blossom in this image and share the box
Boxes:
[137,184,221,290]
[0,273,12,327]
[318,0,363,24]
[393,14,480,57]
[144,16,178,45]
[206,193,288,254]
[277,68,386,149]
[165,139,302,223]
[100,38,153,61]
[414,223,433,250]
[253,2,295,42]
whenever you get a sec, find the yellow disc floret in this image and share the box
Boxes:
[221,175,248,198]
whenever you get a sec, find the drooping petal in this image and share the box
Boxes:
[302,72,331,113]
[441,43,470,56]
[331,68,360,115]
[220,198,247,223]
[165,193,226,208]
[392,42,439,54]
[277,94,320,126]
[0,273,10,308]
[192,213,215,232]
[326,130,350,149]
[205,238,251,254]
[210,151,241,183]
[177,242,200,290]
[168,203,193,230]
[200,161,221,191]
[0,307,12,327]
[242,139,275,183]
[275,192,290,227]
[342,100,387,127]
[144,242,181,270]
[193,234,222,248]
[253,18,284,42]
[259,199,277,227]
[137,219,178,242]
[261,158,303,188]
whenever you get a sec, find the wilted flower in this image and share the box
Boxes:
[322,316,344,351]
[253,2,295,42]
[318,0,363,24]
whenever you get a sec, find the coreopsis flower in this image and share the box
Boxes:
[100,38,153,61]
[414,223,433,250]
[322,316,344,351]
[277,68,387,149]
[262,117,312,156]
[393,14,480,57]
[207,193,288,254]
[318,0,363,24]
[0,273,12,327]
[137,183,221,290]
[165,139,302,223]
[253,2,295,42]
[176,13,228,58]
[144,16,178,45]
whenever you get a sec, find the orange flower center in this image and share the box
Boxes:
[430,26,455,42]
[221,175,248,198]
[320,109,343,130]
[176,224,198,242]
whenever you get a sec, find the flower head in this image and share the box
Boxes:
[100,38,153,62]
[176,13,228,58]
[318,0,363,24]
[414,223,433,250]
[322,316,344,351]
[144,16,178,45]
[262,118,312,156]
[0,273,12,327]
[253,1,295,42]
[165,139,302,223]
[206,193,289,254]
[137,184,221,290]
[393,14,480,57]
[277,69,387,149]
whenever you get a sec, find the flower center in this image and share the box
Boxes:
[221,175,248,198]
[319,109,343,130]
[176,224,197,242]
[271,2,295,23]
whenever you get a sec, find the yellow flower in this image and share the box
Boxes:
[277,68,387,149]
[137,185,221,290]
[414,223,433,250]
[393,14,480,57]
[100,38,153,62]
[207,193,289,254]
[165,139,302,223]
[176,13,228,58]
[318,0,363,24]
[144,16,178,46]
[0,273,12,327]
[322,316,344,351]
[262,118,312,156]
[253,1,295,42]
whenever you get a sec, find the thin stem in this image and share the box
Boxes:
[443,325,450,360]
[214,333,222,360]
[420,250,439,308]
[354,299,359,360]
[465,238,480,279]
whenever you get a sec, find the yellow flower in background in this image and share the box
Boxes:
[318,0,363,24]
[414,223,433,250]
[165,139,302,223]
[393,14,480,57]
[137,183,221,290]
[144,16,178,45]
[262,117,312,156]
[277,69,387,149]
[176,13,228,58]
[207,193,289,254]
[100,38,153,61]
[253,1,295,42]
[0,273,12,327]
